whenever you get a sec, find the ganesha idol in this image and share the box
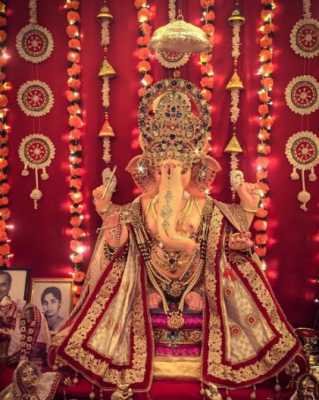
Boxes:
[49,79,301,398]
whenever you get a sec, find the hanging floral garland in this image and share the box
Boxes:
[132,0,155,179]
[134,0,154,99]
[199,0,215,104]
[254,0,276,264]
[97,1,116,165]
[0,1,12,267]
[224,4,245,193]
[65,0,87,300]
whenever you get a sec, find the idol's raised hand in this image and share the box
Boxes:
[236,182,261,213]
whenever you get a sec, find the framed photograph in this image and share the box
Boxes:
[31,278,73,332]
[0,268,29,304]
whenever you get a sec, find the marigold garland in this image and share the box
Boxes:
[65,0,87,299]
[199,0,215,104]
[132,0,154,193]
[254,0,276,266]
[0,1,12,266]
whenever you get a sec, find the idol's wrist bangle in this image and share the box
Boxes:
[241,204,258,213]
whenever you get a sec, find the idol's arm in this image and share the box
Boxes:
[92,184,128,249]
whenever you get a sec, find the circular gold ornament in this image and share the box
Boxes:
[17,80,54,117]
[167,311,184,330]
[285,131,319,171]
[290,18,319,59]
[285,75,319,115]
[16,23,54,63]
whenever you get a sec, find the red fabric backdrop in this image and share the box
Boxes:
[5,0,319,327]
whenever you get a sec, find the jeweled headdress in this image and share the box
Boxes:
[138,78,211,167]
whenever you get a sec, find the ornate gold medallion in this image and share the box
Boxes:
[167,311,184,330]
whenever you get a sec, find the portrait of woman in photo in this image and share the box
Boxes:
[40,287,64,332]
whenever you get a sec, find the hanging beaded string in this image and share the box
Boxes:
[0,1,12,267]
[65,0,87,301]
[254,0,276,268]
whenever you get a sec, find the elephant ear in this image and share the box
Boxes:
[125,155,157,194]
[187,156,221,197]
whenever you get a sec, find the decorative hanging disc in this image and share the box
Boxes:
[285,75,319,115]
[16,23,54,63]
[285,130,319,211]
[156,49,190,69]
[17,80,54,117]
[290,18,319,59]
[18,133,55,170]
[18,133,55,210]
[285,131,319,171]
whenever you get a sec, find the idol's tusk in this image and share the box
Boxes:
[102,166,117,199]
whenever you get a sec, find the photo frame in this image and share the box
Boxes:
[0,268,30,303]
[31,278,73,332]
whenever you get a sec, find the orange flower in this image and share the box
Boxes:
[0,72,6,81]
[0,30,6,42]
[136,47,150,60]
[67,51,80,63]
[73,270,85,283]
[71,227,84,239]
[258,90,270,103]
[255,234,268,245]
[256,157,269,168]
[202,24,215,35]
[67,64,81,76]
[0,147,8,157]
[206,11,216,20]
[259,49,272,62]
[67,11,80,23]
[200,0,215,6]
[261,77,273,90]
[200,76,214,89]
[254,219,267,232]
[137,60,151,72]
[69,129,82,140]
[137,36,150,46]
[68,78,81,89]
[66,90,80,102]
[70,216,82,227]
[264,23,275,34]
[67,104,81,115]
[0,244,10,255]
[142,74,153,86]
[71,254,83,264]
[255,246,267,257]
[138,87,146,97]
[256,208,268,218]
[0,159,8,169]
[0,183,9,194]
[68,38,81,49]
[200,64,213,75]
[0,196,8,205]
[134,0,147,8]
[258,128,270,141]
[261,10,272,21]
[0,94,8,108]
[258,104,269,115]
[1,208,10,220]
[138,8,151,23]
[259,36,272,48]
[66,25,79,38]
[140,23,151,36]
[261,62,273,75]
[69,115,84,128]
[201,88,212,101]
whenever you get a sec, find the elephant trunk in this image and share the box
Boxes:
[157,162,197,254]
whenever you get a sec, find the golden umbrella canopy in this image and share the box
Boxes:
[149,18,211,54]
